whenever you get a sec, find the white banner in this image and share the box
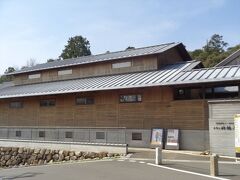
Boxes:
[234,114,240,154]
[166,129,179,146]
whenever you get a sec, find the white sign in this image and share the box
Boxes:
[166,129,179,146]
[58,69,72,76]
[112,61,131,69]
[28,73,41,79]
[234,114,240,155]
[151,128,163,146]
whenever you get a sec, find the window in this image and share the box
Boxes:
[132,132,142,140]
[76,97,94,105]
[65,132,73,138]
[58,69,72,76]
[112,61,132,69]
[40,99,56,107]
[28,73,41,79]
[96,132,105,140]
[16,131,21,137]
[174,86,239,100]
[9,101,23,108]
[206,86,239,99]
[39,131,45,138]
[119,94,142,103]
[174,88,191,100]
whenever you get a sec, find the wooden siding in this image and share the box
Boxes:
[157,48,183,67]
[13,55,158,85]
[13,47,187,86]
[0,87,208,130]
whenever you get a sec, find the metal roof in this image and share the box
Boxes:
[0,60,200,99]
[0,82,14,90]
[2,60,240,99]
[7,42,189,75]
[215,49,240,67]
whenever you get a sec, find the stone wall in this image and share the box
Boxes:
[0,147,120,168]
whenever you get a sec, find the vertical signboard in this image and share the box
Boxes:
[165,129,180,150]
[150,128,163,148]
[234,114,240,157]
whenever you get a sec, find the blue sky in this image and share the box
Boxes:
[0,0,239,74]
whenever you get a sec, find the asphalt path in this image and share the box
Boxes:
[0,159,237,180]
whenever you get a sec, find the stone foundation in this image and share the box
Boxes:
[0,147,121,168]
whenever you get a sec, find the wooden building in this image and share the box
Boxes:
[1,42,240,150]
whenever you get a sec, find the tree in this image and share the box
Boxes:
[203,34,228,53]
[227,44,240,54]
[189,34,236,67]
[26,58,37,67]
[59,35,91,59]
[47,58,55,63]
[4,67,15,74]
[125,46,135,50]
[0,67,16,84]
[21,58,38,70]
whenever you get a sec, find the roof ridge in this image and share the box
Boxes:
[7,42,181,75]
[44,42,178,64]
[215,49,240,66]
[186,63,240,73]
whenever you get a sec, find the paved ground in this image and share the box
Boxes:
[128,148,240,180]
[129,148,210,161]
[0,159,233,180]
[0,149,239,180]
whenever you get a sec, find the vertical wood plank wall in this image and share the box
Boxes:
[0,87,208,130]
[13,55,158,85]
[13,46,186,86]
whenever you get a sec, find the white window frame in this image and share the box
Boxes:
[28,73,41,79]
[112,61,132,69]
[58,69,72,76]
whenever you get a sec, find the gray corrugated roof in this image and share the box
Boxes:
[0,82,14,90]
[3,60,240,99]
[215,49,240,67]
[7,42,186,75]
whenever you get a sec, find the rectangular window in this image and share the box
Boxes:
[119,94,142,103]
[28,73,41,79]
[58,69,72,76]
[96,132,105,140]
[174,88,191,100]
[206,86,239,99]
[174,86,239,100]
[132,132,142,140]
[112,61,132,69]
[16,131,21,137]
[40,99,56,107]
[39,131,45,138]
[76,97,94,105]
[9,101,23,108]
[65,132,73,138]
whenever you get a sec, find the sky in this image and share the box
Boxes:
[0,0,239,74]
